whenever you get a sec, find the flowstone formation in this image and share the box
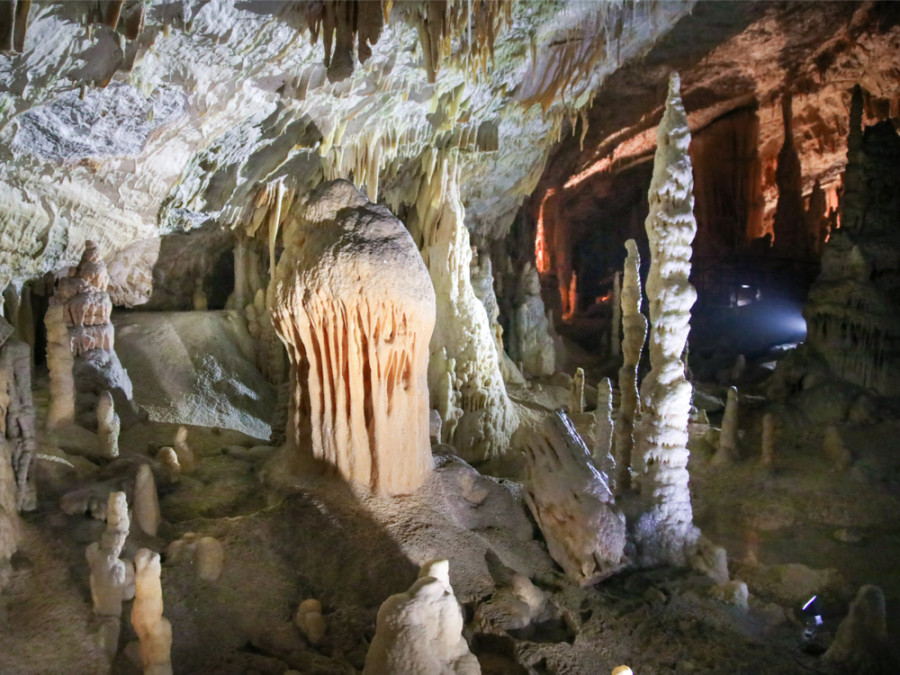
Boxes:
[270,180,435,495]
[803,85,900,395]
[413,153,517,463]
[632,74,700,567]
[363,559,479,675]
[516,411,627,586]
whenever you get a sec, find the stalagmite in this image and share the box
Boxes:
[713,387,738,465]
[413,152,516,463]
[610,270,621,358]
[633,73,700,566]
[509,263,556,378]
[594,377,615,480]
[824,585,896,673]
[294,598,326,645]
[50,242,135,425]
[516,410,627,585]
[85,492,135,659]
[571,367,585,414]
[172,426,195,474]
[823,426,852,470]
[760,412,775,469]
[0,318,37,511]
[133,465,160,537]
[363,559,480,675]
[131,549,173,675]
[44,301,75,430]
[166,533,224,582]
[612,239,647,491]
[96,391,120,460]
[270,180,435,495]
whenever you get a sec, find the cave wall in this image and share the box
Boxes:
[529,1,900,315]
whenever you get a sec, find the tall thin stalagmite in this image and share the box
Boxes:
[633,73,699,566]
[612,240,646,491]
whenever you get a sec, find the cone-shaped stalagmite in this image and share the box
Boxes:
[633,73,700,566]
[612,240,647,491]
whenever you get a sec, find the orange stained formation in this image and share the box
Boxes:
[535,188,555,274]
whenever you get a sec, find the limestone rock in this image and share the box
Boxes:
[363,559,480,675]
[508,263,556,378]
[824,585,897,674]
[516,410,627,585]
[632,73,700,566]
[613,239,647,491]
[294,598,326,645]
[133,464,160,537]
[97,391,120,459]
[131,549,173,675]
[166,533,224,582]
[712,387,739,465]
[270,180,435,495]
[86,492,135,659]
[709,580,749,611]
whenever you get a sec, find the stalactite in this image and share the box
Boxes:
[633,73,699,567]
[612,239,646,492]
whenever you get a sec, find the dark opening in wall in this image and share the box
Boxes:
[206,248,235,310]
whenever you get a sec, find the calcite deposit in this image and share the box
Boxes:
[632,73,699,567]
[270,180,435,495]
[0,2,898,675]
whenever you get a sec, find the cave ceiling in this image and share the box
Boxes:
[0,0,692,289]
[538,1,900,259]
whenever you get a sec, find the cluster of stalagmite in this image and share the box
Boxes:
[85,491,135,659]
[508,263,556,378]
[516,411,627,585]
[46,241,134,428]
[363,559,480,675]
[413,151,517,463]
[270,180,435,495]
[632,73,699,566]
[612,239,647,491]
[803,85,900,395]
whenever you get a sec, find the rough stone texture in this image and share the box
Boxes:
[415,154,516,463]
[533,3,900,293]
[713,387,739,465]
[508,262,556,378]
[516,410,627,585]
[0,322,36,511]
[51,242,136,428]
[363,559,480,675]
[131,549,173,675]
[824,585,897,674]
[270,180,435,495]
[85,491,134,660]
[133,464,160,537]
[613,239,647,491]
[96,390,120,460]
[633,74,699,567]
[803,85,900,395]
[0,2,686,290]
[113,311,274,440]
